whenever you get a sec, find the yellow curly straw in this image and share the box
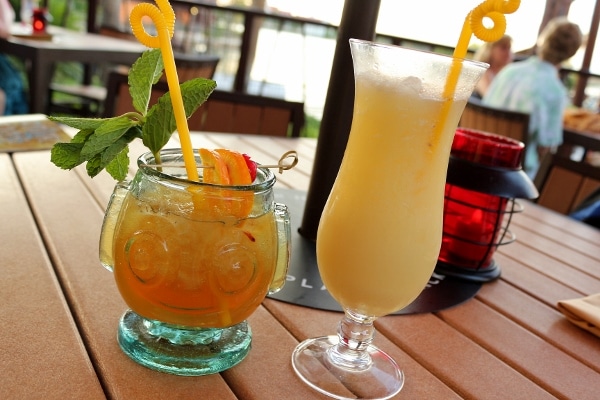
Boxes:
[129,0,199,182]
[432,0,520,150]
[454,0,521,60]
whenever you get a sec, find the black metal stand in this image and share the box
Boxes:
[435,260,502,283]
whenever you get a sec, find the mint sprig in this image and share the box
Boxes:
[50,48,217,181]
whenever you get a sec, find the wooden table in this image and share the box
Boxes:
[0,24,145,114]
[2,131,600,399]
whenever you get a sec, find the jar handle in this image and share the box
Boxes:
[268,203,291,294]
[99,181,131,272]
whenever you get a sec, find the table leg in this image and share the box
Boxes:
[27,57,52,114]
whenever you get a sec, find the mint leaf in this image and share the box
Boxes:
[80,117,137,160]
[50,48,217,180]
[106,146,130,181]
[94,116,138,135]
[142,78,216,152]
[100,136,130,172]
[48,116,110,131]
[129,48,164,114]
[71,129,95,144]
[87,128,134,179]
[51,142,85,169]
[180,78,217,115]
[86,153,103,178]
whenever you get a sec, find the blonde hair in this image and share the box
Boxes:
[537,17,582,65]
[473,35,512,64]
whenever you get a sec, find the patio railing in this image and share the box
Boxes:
[86,0,599,120]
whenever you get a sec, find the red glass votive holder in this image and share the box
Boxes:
[32,8,47,34]
[440,187,507,269]
[437,128,538,282]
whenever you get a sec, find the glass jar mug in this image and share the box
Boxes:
[100,149,291,376]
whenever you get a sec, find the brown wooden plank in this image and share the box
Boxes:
[232,104,262,134]
[189,131,228,150]
[260,107,291,136]
[502,223,600,280]
[477,277,600,374]
[14,151,237,399]
[263,299,463,399]
[511,207,600,261]
[209,102,238,132]
[376,312,554,399]
[1,153,105,399]
[223,306,337,400]
[536,167,586,213]
[237,135,315,176]
[439,299,600,399]
[577,176,600,207]
[271,136,316,164]
[513,201,600,246]
[494,252,587,307]
[498,240,600,294]
[534,153,600,215]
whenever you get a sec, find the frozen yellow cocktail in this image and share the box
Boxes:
[317,66,471,317]
[292,39,488,400]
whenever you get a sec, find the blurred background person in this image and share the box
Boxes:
[0,0,29,115]
[0,0,12,115]
[472,35,513,99]
[0,0,12,40]
[0,86,5,115]
[483,17,583,178]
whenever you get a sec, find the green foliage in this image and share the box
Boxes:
[50,49,217,181]
[303,114,321,138]
[129,50,164,114]
[143,79,216,152]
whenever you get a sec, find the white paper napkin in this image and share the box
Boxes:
[558,293,600,337]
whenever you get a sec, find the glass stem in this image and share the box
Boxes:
[327,310,376,371]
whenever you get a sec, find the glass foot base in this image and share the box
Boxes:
[118,310,252,376]
[292,335,404,400]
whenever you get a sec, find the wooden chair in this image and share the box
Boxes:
[533,129,600,214]
[557,128,600,166]
[48,21,220,117]
[459,98,531,164]
[49,52,220,118]
[102,69,306,137]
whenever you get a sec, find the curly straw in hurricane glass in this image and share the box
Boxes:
[292,1,521,396]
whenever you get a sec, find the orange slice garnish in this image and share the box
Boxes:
[215,149,254,218]
[199,148,230,185]
[195,148,254,221]
[215,149,252,185]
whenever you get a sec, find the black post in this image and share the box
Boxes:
[298,0,381,241]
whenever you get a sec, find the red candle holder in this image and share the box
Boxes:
[32,8,47,34]
[436,128,538,282]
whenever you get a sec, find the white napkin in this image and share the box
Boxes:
[558,293,600,337]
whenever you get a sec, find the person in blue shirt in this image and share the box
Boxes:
[570,187,600,229]
[0,0,29,115]
[483,17,582,178]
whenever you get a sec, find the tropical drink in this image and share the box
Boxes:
[99,148,290,375]
[50,0,295,379]
[112,184,278,328]
[316,65,470,317]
